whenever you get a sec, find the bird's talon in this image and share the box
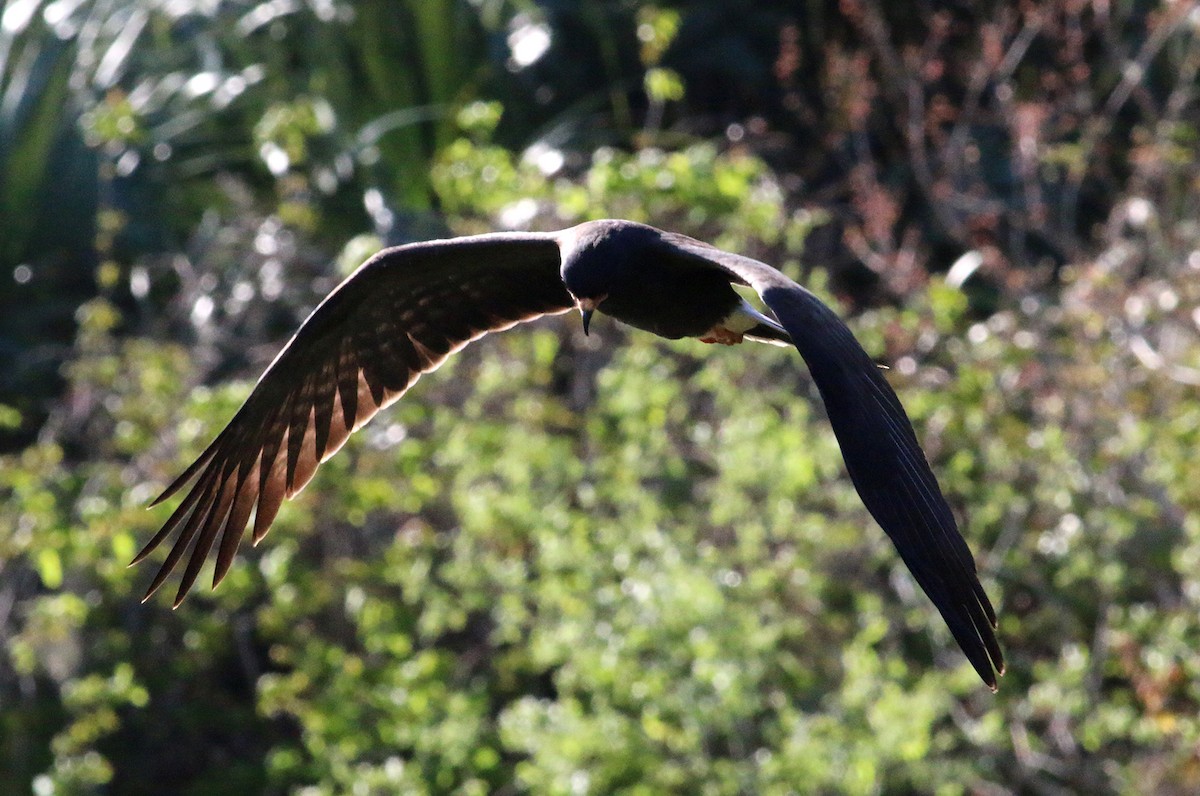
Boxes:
[700,327,743,345]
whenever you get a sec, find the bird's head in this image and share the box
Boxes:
[559,229,616,336]
[559,220,658,335]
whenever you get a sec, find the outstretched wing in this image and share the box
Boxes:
[137,232,571,606]
[661,231,1004,689]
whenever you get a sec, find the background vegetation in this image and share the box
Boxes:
[2,0,1199,793]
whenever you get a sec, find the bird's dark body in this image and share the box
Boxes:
[588,259,740,340]
[559,219,755,340]
[137,218,1004,690]
[576,252,734,343]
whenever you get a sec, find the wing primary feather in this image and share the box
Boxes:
[847,361,1002,678]
[859,372,976,565]
[286,418,321,498]
[883,513,998,687]
[335,336,360,433]
[212,456,261,587]
[172,467,238,606]
[360,358,387,406]
[285,383,315,491]
[311,357,338,461]
[148,436,222,507]
[320,387,350,464]
[253,446,287,545]
[256,401,289,504]
[373,336,416,392]
[132,465,214,565]
[864,382,999,637]
[141,466,222,601]
[887,459,998,683]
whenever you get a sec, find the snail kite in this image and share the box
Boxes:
[136,219,1004,689]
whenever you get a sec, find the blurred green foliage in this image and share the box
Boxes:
[3,1,1200,794]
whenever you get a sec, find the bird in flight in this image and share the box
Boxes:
[136,219,1004,689]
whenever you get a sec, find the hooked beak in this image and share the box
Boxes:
[576,296,605,336]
